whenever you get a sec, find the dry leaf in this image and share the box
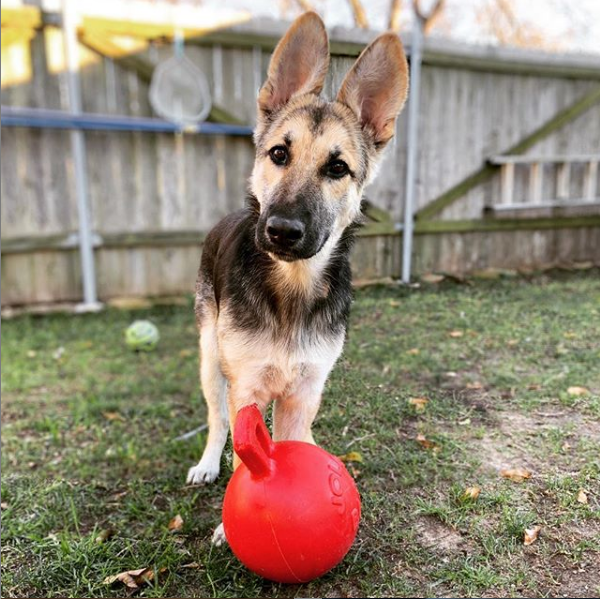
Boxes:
[466,381,483,390]
[409,397,428,412]
[181,562,201,570]
[168,514,184,532]
[577,489,588,504]
[421,273,445,284]
[463,486,481,500]
[26,350,37,358]
[527,384,542,391]
[349,465,361,478]
[506,339,519,347]
[0,502,8,510]
[179,349,193,358]
[416,433,438,450]
[567,386,590,396]
[500,467,532,483]
[524,525,541,546]
[104,567,155,590]
[563,332,577,339]
[95,528,114,544]
[389,300,401,308]
[406,348,420,355]
[338,451,363,464]
[449,330,464,338]
[102,411,125,422]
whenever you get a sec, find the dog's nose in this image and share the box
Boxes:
[266,216,305,247]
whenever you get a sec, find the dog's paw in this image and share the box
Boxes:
[211,522,227,547]
[186,459,220,485]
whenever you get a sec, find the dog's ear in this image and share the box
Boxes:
[257,12,329,123]
[337,33,408,148]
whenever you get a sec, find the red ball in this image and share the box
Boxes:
[223,405,361,584]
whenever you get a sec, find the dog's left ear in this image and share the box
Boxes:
[257,12,329,124]
[337,33,409,148]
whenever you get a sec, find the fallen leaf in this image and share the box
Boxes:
[421,273,445,284]
[104,567,165,590]
[416,433,438,450]
[181,562,201,570]
[561,441,571,452]
[449,330,464,338]
[409,397,428,412]
[168,514,184,532]
[466,381,483,390]
[110,490,128,501]
[338,451,363,464]
[500,467,532,483]
[506,339,519,347]
[102,411,125,422]
[463,486,481,500]
[95,528,114,544]
[26,350,37,358]
[567,386,590,397]
[179,349,193,358]
[349,465,361,478]
[1,502,8,510]
[389,300,401,308]
[406,348,420,355]
[577,489,588,504]
[107,297,152,310]
[527,384,542,391]
[563,332,577,339]
[53,346,65,360]
[524,525,541,546]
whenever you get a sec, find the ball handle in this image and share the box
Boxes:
[234,405,274,479]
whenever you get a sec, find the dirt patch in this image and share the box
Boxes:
[470,406,600,476]
[414,516,473,555]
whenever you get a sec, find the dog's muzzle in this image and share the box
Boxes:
[266,216,305,250]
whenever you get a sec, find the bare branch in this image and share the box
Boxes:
[388,0,403,32]
[413,0,445,34]
[348,0,369,29]
[292,0,315,12]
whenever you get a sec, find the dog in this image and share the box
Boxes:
[186,11,408,545]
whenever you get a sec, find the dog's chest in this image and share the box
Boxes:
[218,320,344,402]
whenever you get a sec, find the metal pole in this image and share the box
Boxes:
[62,0,101,311]
[401,15,424,284]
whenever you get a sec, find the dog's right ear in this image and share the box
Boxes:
[256,12,329,130]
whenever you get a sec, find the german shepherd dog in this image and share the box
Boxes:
[187,12,408,544]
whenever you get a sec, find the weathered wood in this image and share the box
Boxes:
[501,163,514,205]
[489,153,600,164]
[584,161,598,200]
[486,202,600,219]
[417,85,600,220]
[529,163,543,204]
[415,215,600,234]
[3,24,600,304]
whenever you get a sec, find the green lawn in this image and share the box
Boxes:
[1,272,599,598]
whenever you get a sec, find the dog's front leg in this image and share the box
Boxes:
[212,383,270,547]
[272,369,327,444]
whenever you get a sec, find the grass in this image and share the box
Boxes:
[1,271,599,598]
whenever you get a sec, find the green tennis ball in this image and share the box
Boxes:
[125,320,159,352]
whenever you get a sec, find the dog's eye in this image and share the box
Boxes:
[327,160,349,179]
[269,146,288,166]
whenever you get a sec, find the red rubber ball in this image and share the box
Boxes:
[223,405,361,584]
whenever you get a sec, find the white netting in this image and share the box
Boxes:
[149,37,211,127]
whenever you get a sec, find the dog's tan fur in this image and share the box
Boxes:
[186,12,409,545]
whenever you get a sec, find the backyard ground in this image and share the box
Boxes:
[1,271,599,598]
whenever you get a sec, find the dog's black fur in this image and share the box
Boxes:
[195,194,362,342]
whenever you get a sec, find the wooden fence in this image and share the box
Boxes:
[2,16,599,305]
